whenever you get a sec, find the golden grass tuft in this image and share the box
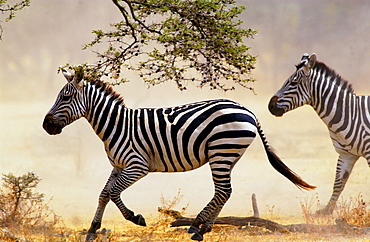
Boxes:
[300,193,336,227]
[300,192,370,237]
[337,193,370,228]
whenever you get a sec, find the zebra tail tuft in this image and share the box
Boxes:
[256,120,316,191]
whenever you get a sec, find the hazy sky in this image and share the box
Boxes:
[1,0,369,224]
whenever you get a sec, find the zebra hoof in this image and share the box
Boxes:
[133,214,146,226]
[85,233,97,241]
[188,226,200,234]
[190,233,203,241]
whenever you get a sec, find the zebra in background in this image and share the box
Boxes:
[269,53,370,215]
[43,67,315,241]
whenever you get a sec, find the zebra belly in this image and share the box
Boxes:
[148,157,208,172]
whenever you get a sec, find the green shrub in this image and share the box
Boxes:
[0,172,58,228]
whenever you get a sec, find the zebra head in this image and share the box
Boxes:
[268,53,316,117]
[43,67,86,135]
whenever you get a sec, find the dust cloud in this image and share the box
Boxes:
[1,0,369,225]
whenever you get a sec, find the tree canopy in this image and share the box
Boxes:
[1,0,257,91]
[0,0,30,40]
[82,0,257,91]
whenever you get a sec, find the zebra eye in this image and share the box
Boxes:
[62,94,72,102]
[290,77,300,85]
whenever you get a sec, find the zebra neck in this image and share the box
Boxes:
[84,84,129,141]
[310,69,357,128]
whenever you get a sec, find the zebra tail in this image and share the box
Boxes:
[256,120,316,191]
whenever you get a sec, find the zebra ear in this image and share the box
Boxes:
[301,53,309,61]
[61,68,74,83]
[308,54,317,69]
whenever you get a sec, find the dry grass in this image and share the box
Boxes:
[3,216,370,242]
[9,222,370,242]
[301,193,370,228]
[337,193,370,228]
[300,193,336,227]
[3,193,370,241]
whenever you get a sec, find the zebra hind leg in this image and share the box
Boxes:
[189,206,223,241]
[189,163,232,241]
[316,153,358,215]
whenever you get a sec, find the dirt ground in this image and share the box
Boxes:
[5,215,370,242]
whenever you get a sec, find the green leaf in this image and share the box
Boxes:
[81,0,257,91]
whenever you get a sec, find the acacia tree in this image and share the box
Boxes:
[0,0,30,40]
[1,0,257,91]
[81,0,257,91]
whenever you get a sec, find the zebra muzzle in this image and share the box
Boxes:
[268,96,285,117]
[43,114,63,135]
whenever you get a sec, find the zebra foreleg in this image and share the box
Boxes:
[86,167,122,241]
[316,153,358,215]
[189,168,232,241]
[109,167,149,226]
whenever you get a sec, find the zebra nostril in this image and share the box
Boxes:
[43,115,52,129]
[43,114,54,124]
[268,100,274,110]
[268,96,278,111]
[44,113,54,120]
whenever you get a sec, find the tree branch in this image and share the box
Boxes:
[123,0,161,34]
[163,194,367,234]
[112,0,137,42]
[82,0,257,91]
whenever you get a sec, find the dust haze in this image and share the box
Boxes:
[1,0,369,225]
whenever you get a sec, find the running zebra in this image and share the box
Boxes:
[269,53,369,215]
[43,67,315,241]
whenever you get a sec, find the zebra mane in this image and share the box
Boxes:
[88,79,125,105]
[314,61,355,95]
[295,61,306,70]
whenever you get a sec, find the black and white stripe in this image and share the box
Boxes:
[43,69,314,241]
[269,53,368,215]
